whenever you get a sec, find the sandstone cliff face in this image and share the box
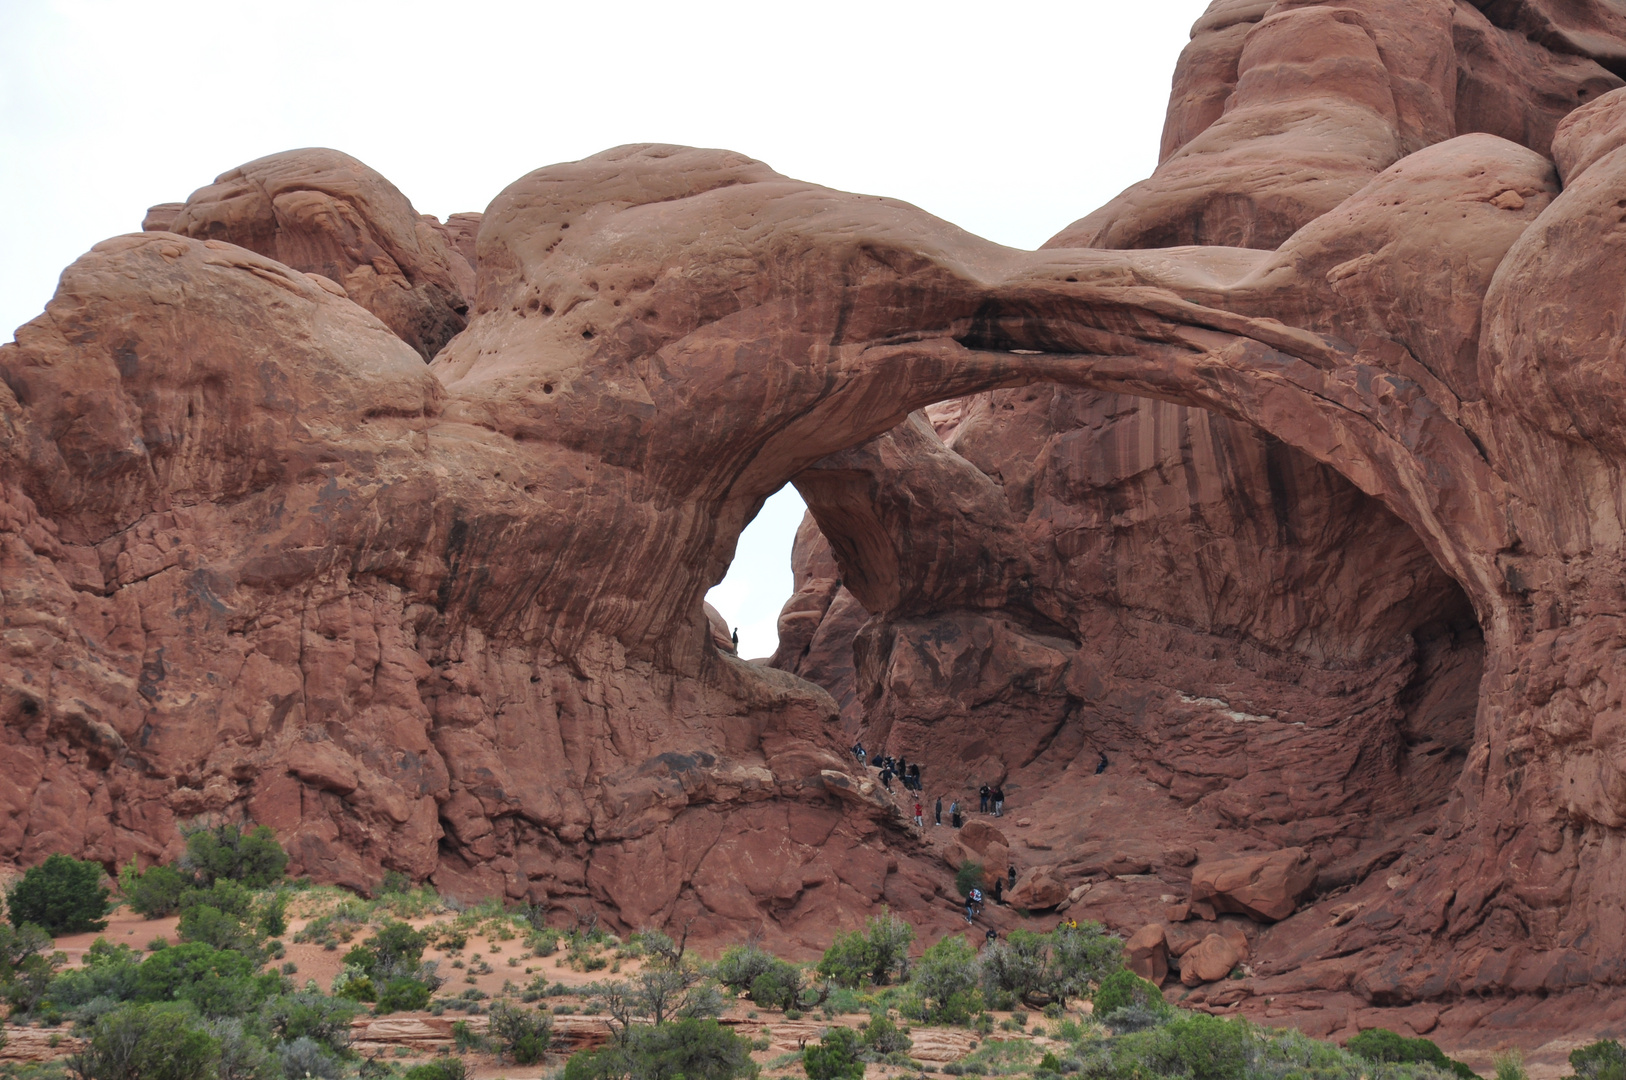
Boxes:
[7,0,1626,1049]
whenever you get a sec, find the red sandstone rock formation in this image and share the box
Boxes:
[8,0,1626,1054]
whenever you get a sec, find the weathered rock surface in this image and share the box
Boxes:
[1181,933,1242,986]
[1124,923,1170,984]
[1191,848,1317,922]
[163,149,471,361]
[7,0,1626,1055]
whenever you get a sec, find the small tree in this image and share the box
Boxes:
[119,862,188,918]
[910,934,981,1023]
[955,861,985,897]
[748,960,825,1013]
[488,1001,553,1065]
[67,1003,220,1080]
[862,1013,912,1055]
[1092,969,1168,1020]
[983,923,1121,1008]
[1572,1041,1626,1080]
[9,853,110,934]
[563,1018,755,1080]
[182,823,288,888]
[713,944,776,993]
[816,910,914,988]
[803,1027,864,1080]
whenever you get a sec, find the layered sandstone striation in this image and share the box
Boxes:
[6,0,1626,1054]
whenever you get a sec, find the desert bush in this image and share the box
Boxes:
[955,862,985,897]
[1347,1028,1477,1079]
[862,1013,912,1055]
[182,823,288,888]
[118,863,188,919]
[277,1036,340,1080]
[562,1017,757,1080]
[910,934,981,1024]
[488,1000,553,1064]
[374,977,432,1014]
[403,1060,466,1080]
[9,854,109,935]
[1572,1041,1626,1080]
[803,1026,864,1080]
[816,910,914,988]
[67,1002,219,1080]
[982,922,1122,1009]
[1091,969,1169,1021]
[714,945,776,993]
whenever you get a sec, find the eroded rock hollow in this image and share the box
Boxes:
[8,0,1626,1048]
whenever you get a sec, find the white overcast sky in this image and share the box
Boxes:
[1,0,1210,658]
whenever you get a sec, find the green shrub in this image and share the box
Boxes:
[375,977,433,1014]
[803,1027,864,1080]
[563,1017,757,1080]
[278,1036,341,1080]
[816,910,915,988]
[488,1000,553,1064]
[0,921,63,1014]
[344,921,429,982]
[182,823,288,888]
[8,854,109,934]
[1572,1040,1626,1080]
[260,991,361,1052]
[1496,1051,1529,1080]
[1347,1028,1477,1079]
[863,1013,912,1055]
[403,1060,466,1080]
[714,945,776,993]
[67,1002,220,1080]
[1130,1014,1249,1080]
[910,934,981,1023]
[750,961,806,1012]
[982,923,1121,1009]
[1092,969,1168,1019]
[119,862,189,918]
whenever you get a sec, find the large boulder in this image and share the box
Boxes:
[1190,848,1317,922]
[1180,933,1241,986]
[1007,867,1069,911]
[166,149,471,361]
[1124,924,1170,985]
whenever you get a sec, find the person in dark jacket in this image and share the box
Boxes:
[979,784,990,813]
[992,786,1005,817]
[951,800,962,828]
[1095,752,1109,775]
[992,877,1004,905]
[934,796,943,825]
[1007,865,1017,890]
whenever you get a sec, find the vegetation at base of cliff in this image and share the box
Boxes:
[0,835,1542,1080]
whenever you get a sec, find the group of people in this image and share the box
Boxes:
[852,742,923,791]
[965,864,1020,923]
[977,783,1006,817]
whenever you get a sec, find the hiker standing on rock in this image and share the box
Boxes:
[1096,751,1109,774]
[934,796,943,826]
[992,785,1005,817]
[1007,865,1017,890]
[951,799,962,828]
[992,877,1004,905]
[979,783,990,814]
[853,741,866,766]
[913,799,924,828]
[879,765,894,790]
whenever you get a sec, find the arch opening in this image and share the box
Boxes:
[763,382,1485,888]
